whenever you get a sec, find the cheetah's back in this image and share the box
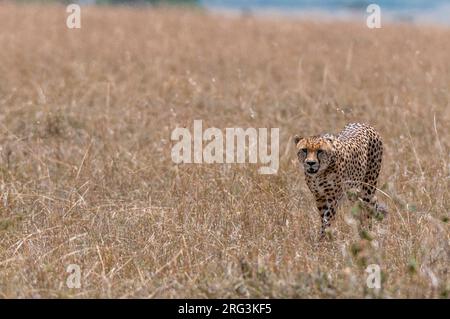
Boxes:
[335,123,383,191]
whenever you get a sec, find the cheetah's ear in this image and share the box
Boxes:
[323,136,335,150]
[322,134,335,143]
[293,135,302,146]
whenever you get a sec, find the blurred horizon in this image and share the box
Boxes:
[11,0,450,25]
[202,0,450,26]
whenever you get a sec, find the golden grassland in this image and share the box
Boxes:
[0,3,449,298]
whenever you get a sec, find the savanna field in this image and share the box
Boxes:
[0,3,448,298]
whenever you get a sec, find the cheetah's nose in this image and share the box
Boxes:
[306,160,317,166]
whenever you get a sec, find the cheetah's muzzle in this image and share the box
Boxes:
[306,167,319,174]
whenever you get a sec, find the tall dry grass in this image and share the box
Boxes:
[0,3,448,298]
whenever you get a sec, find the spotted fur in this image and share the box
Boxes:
[294,123,386,239]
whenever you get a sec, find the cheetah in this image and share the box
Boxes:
[293,123,387,239]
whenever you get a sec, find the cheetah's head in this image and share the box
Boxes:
[293,135,335,176]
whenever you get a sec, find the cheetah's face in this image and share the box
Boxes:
[294,136,334,175]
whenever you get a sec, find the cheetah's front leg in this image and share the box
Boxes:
[317,201,337,240]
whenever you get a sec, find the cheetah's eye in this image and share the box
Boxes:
[301,148,307,154]
[317,149,324,155]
